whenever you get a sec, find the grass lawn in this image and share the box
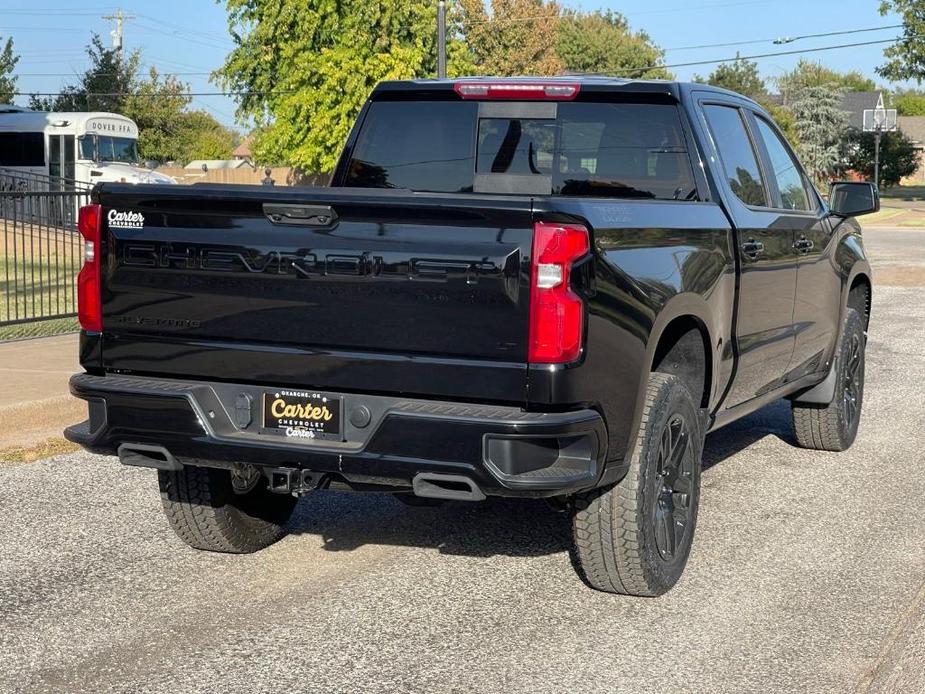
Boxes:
[1,222,81,331]
[861,204,925,228]
[881,185,925,201]
[0,316,79,341]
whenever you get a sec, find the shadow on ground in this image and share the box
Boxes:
[285,398,796,559]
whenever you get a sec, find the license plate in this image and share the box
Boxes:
[262,390,341,441]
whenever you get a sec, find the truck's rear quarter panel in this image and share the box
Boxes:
[531,199,735,467]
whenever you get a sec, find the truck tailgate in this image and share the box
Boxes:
[95,184,534,401]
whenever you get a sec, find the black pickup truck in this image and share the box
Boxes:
[66,77,878,596]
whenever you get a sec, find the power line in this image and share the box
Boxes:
[665,24,903,52]
[10,27,911,96]
[606,36,912,77]
[17,71,213,77]
[14,90,298,97]
[11,31,904,97]
[462,0,783,25]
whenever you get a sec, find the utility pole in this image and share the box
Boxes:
[102,8,136,63]
[437,1,447,79]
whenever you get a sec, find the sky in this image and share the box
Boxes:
[1,0,914,131]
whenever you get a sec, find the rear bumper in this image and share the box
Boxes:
[65,373,607,498]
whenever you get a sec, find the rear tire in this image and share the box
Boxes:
[158,464,297,553]
[791,308,866,452]
[570,373,704,596]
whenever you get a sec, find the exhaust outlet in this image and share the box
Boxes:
[412,473,486,502]
[117,443,182,471]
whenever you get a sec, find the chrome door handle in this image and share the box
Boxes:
[794,236,814,252]
[741,239,765,258]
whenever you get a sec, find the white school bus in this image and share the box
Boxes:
[0,107,176,188]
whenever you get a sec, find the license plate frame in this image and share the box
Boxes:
[262,389,342,442]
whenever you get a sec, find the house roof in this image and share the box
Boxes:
[899,116,925,145]
[840,91,884,130]
[233,134,254,158]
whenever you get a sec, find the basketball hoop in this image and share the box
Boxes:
[862,107,898,190]
[863,107,897,133]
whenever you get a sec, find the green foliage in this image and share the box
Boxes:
[215,0,463,173]
[777,59,876,101]
[121,68,236,165]
[878,0,925,82]
[29,34,139,113]
[891,88,925,115]
[459,0,562,77]
[556,9,669,79]
[694,54,765,98]
[760,100,801,150]
[22,43,234,166]
[0,36,18,104]
[121,68,191,162]
[177,111,237,161]
[842,129,919,187]
[790,83,848,185]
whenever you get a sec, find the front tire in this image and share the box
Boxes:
[158,464,297,553]
[570,373,704,596]
[791,308,866,452]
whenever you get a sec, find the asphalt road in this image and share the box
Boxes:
[1,228,923,694]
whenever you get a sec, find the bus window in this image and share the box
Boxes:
[0,132,45,166]
[78,135,138,163]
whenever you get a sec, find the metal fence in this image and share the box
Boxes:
[0,170,91,327]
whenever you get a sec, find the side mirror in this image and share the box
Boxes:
[829,181,880,217]
[144,160,159,170]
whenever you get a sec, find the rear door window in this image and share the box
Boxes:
[702,105,768,207]
[345,98,697,200]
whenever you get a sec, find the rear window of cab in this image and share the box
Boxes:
[343,100,697,201]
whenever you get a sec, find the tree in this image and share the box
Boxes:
[842,129,919,187]
[878,0,925,82]
[892,88,925,115]
[790,83,848,185]
[762,101,800,150]
[0,36,18,104]
[777,59,876,105]
[215,0,461,173]
[555,10,669,79]
[689,56,800,148]
[694,54,765,98]
[177,111,237,162]
[122,68,235,164]
[121,68,192,163]
[29,34,139,112]
[459,0,562,76]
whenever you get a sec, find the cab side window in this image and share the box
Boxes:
[754,117,812,211]
[703,105,767,207]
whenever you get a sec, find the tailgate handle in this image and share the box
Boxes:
[263,203,338,227]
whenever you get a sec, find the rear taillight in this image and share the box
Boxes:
[528,221,589,363]
[77,203,102,332]
[454,81,580,101]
